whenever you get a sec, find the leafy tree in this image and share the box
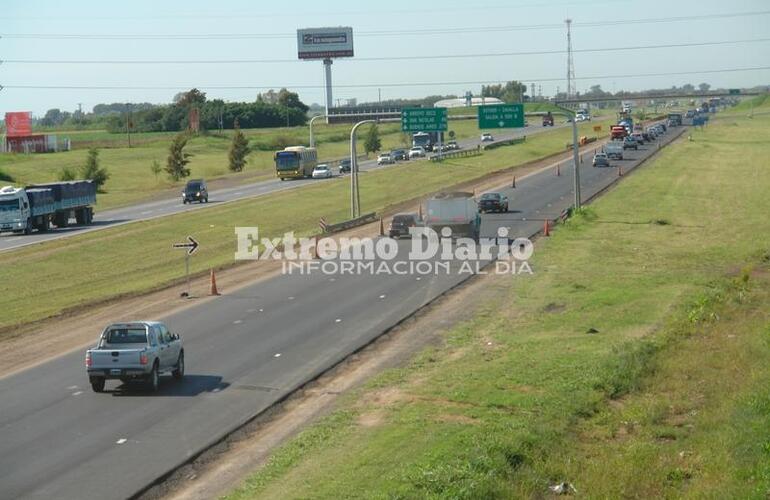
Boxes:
[59,167,77,181]
[150,159,162,182]
[80,148,110,191]
[228,122,250,172]
[481,81,527,103]
[698,82,711,92]
[165,133,193,181]
[277,88,309,113]
[174,88,207,107]
[681,83,695,93]
[448,130,456,140]
[364,124,381,155]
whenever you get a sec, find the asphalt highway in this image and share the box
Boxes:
[0,122,563,253]
[0,124,684,499]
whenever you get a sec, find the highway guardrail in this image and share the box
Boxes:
[321,212,378,234]
[429,149,483,162]
[482,136,526,151]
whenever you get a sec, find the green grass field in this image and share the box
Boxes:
[0,119,611,332]
[223,102,770,498]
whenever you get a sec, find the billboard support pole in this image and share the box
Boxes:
[324,58,333,125]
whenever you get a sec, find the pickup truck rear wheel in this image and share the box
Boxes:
[90,377,105,393]
[172,351,185,380]
[147,363,160,392]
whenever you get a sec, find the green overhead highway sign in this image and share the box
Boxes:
[478,104,525,129]
[401,107,447,132]
[729,89,741,95]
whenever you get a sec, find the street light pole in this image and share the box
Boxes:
[554,104,581,210]
[309,114,327,148]
[349,119,375,218]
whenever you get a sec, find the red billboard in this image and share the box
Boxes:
[5,112,32,137]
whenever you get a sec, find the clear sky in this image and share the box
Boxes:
[1,0,769,116]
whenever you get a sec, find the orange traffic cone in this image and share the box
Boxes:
[209,269,221,296]
[543,220,550,236]
[512,175,516,188]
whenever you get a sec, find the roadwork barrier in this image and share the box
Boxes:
[320,212,378,234]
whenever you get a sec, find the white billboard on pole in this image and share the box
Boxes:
[297,27,354,60]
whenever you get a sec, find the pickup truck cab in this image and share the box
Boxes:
[85,321,184,392]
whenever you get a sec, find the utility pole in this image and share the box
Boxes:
[125,103,132,149]
[378,88,381,104]
[565,19,576,99]
[77,102,83,129]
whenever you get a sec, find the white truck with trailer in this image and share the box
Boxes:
[0,180,96,234]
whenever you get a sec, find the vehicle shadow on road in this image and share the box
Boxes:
[108,374,229,397]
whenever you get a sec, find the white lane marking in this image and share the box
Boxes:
[274,353,281,358]
[329,277,336,282]
[416,277,422,281]
[212,387,221,393]
[335,318,342,323]
[67,385,78,390]
[246,308,256,313]
[288,296,295,300]
[233,320,243,324]
[234,191,244,195]
[379,294,386,299]
[72,391,83,396]
[259,308,264,312]
[116,438,128,444]
[141,210,152,215]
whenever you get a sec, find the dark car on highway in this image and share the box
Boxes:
[339,158,352,174]
[182,179,208,204]
[478,192,509,213]
[388,213,421,238]
[391,149,408,161]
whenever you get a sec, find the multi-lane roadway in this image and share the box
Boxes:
[0,124,684,500]
[0,121,565,252]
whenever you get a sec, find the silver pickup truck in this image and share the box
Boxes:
[85,321,184,392]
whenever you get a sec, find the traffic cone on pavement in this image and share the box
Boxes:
[209,269,221,296]
[543,220,550,236]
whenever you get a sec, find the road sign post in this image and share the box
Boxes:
[478,104,525,129]
[173,235,199,297]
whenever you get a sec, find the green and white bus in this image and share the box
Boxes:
[274,146,318,180]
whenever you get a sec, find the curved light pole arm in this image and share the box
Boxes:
[309,114,327,149]
[349,120,375,218]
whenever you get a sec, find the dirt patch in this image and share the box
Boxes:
[358,410,386,428]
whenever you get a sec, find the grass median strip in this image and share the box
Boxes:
[223,107,770,498]
[0,120,609,333]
